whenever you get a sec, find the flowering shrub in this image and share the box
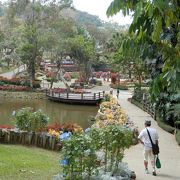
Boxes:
[0,125,14,129]
[46,71,56,78]
[53,88,66,93]
[111,73,118,84]
[93,95,128,128]
[0,76,21,85]
[63,72,71,81]
[0,76,40,88]
[0,85,30,91]
[47,122,83,133]
[48,129,60,138]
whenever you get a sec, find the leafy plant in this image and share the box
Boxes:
[106,0,180,127]
[60,124,133,179]
[61,133,98,180]
[13,107,49,132]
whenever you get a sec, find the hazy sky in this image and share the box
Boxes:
[1,0,132,25]
[73,0,132,25]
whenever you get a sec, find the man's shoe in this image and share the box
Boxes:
[152,171,156,176]
[145,168,149,174]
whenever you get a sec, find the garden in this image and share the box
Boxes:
[0,94,138,179]
[0,0,179,179]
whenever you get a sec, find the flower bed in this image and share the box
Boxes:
[55,94,137,179]
[0,95,138,179]
[0,76,40,88]
[0,123,84,151]
[0,85,30,91]
[0,76,21,85]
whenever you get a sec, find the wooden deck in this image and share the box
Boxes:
[46,90,105,105]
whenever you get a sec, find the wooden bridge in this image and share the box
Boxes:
[46,90,105,105]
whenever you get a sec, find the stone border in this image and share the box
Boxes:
[0,91,46,99]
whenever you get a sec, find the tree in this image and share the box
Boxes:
[107,0,180,125]
[66,33,96,83]
[105,32,145,85]
[14,0,73,87]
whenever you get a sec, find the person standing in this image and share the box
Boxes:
[138,120,159,176]
[117,88,120,98]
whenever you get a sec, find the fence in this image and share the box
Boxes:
[0,129,61,151]
[46,90,105,100]
[131,90,155,118]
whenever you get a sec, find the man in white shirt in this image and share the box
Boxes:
[138,120,159,176]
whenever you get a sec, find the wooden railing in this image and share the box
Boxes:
[131,91,155,118]
[142,100,155,118]
[46,89,105,100]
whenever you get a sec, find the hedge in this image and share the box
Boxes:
[175,130,180,145]
[156,114,175,134]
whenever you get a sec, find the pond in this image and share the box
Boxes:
[0,98,98,129]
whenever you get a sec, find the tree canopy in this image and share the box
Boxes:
[107,0,180,124]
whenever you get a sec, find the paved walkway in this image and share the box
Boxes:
[117,91,180,180]
[0,65,26,78]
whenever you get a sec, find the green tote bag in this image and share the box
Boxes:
[156,155,161,169]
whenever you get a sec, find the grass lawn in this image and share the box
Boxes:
[0,144,61,180]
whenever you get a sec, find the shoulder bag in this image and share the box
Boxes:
[146,128,159,155]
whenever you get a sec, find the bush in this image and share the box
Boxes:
[0,81,5,85]
[13,107,49,132]
[60,125,133,179]
[71,72,79,79]
[63,72,71,81]
[156,117,175,134]
[96,80,102,86]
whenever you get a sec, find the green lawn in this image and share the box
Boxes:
[0,144,61,180]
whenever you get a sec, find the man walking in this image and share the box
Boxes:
[138,120,159,176]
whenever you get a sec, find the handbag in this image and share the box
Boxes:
[146,128,159,155]
[156,155,161,169]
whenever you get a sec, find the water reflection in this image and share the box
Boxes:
[0,98,98,128]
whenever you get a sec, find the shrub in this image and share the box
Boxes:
[71,72,79,79]
[13,108,49,132]
[63,72,71,81]
[60,124,133,179]
[156,115,175,134]
[111,83,128,90]
[96,80,102,86]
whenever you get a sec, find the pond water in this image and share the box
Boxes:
[0,98,98,129]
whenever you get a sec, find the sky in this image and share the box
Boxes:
[1,0,132,25]
[73,0,132,25]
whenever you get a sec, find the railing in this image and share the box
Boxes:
[142,100,155,118]
[46,89,105,100]
[132,91,155,118]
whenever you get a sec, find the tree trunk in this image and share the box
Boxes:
[29,61,35,88]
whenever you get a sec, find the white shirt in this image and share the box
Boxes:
[138,127,159,150]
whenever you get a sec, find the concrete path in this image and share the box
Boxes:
[117,91,180,180]
[0,65,26,78]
